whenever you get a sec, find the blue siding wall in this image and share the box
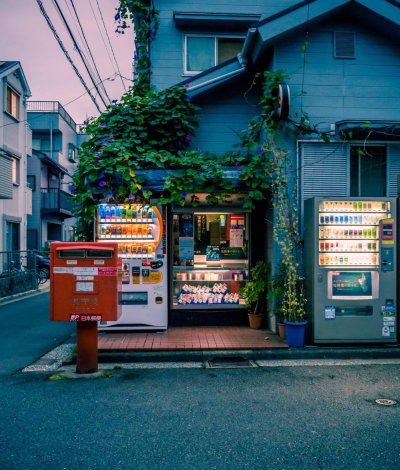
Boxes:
[274,18,400,130]
[190,78,261,156]
[152,0,303,89]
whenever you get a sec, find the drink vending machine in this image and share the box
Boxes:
[304,197,397,343]
[94,202,168,330]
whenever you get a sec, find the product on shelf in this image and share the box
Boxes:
[320,201,388,212]
[319,253,378,266]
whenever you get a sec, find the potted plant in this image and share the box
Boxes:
[241,261,270,329]
[267,260,288,339]
[282,263,307,347]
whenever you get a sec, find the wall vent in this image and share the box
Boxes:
[334,31,356,58]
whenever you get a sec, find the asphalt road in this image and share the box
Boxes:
[0,291,75,374]
[1,364,400,470]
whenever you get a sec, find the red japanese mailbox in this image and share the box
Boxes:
[50,242,121,373]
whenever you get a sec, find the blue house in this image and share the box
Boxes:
[143,0,400,328]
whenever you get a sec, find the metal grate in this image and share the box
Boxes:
[208,357,256,368]
[334,32,356,58]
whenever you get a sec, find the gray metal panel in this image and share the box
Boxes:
[0,153,13,199]
[388,145,400,197]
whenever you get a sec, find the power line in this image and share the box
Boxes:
[68,0,112,103]
[35,0,102,114]
[51,0,110,108]
[94,0,127,92]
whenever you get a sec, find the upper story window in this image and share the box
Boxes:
[350,146,387,197]
[184,35,245,75]
[68,143,76,162]
[6,86,20,120]
[12,157,20,185]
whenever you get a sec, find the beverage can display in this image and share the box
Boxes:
[372,228,377,238]
[367,229,372,238]
[126,205,132,219]
[105,206,111,220]
[358,242,363,251]
[325,243,329,251]
[142,207,148,219]
[354,216,358,224]
[101,225,106,236]
[372,254,377,264]
[116,205,122,218]
[334,256,339,263]
[148,245,153,255]
[147,208,153,218]
[110,206,116,219]
[319,255,324,265]
[368,203,372,210]
[353,202,358,210]
[358,202,362,211]
[121,206,126,219]
[325,256,330,264]
[344,256,348,264]
[137,245,142,254]
[137,225,142,236]
[137,206,143,218]
[106,225,110,235]
[126,225,132,236]
[339,257,343,264]
[131,206,138,219]
[330,243,334,251]
[363,202,367,211]
[142,225,148,236]
[132,244,137,254]
[349,229,353,238]
[349,216,353,224]
[325,216,329,224]
[99,205,106,219]
[111,225,116,235]
[363,229,368,237]
[122,225,127,235]
[344,229,349,237]
[142,246,148,254]
[330,215,334,223]
[334,215,339,223]
[344,215,348,223]
[339,216,344,223]
[367,242,372,250]
[382,202,387,211]
[320,216,324,224]
[372,242,377,250]
[358,229,363,238]
[132,225,137,236]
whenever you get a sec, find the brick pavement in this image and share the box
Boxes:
[98,327,288,351]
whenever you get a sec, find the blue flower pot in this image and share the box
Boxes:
[284,320,307,348]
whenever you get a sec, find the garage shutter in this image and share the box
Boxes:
[301,142,348,230]
[388,145,400,197]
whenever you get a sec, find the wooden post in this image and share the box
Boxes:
[76,322,98,374]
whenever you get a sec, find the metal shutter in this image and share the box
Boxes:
[0,151,13,199]
[301,142,348,230]
[388,145,400,197]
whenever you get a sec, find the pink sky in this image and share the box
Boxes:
[0,0,134,123]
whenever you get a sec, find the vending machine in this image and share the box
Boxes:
[304,197,397,343]
[94,202,168,330]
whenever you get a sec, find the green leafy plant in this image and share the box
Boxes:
[241,262,270,315]
[266,260,287,315]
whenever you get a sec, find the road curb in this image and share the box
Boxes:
[65,346,400,365]
[0,283,50,306]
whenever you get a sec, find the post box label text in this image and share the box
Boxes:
[76,282,94,292]
[98,267,118,276]
[53,267,73,274]
[73,267,98,275]
[70,314,102,321]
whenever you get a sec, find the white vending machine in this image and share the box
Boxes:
[95,202,168,330]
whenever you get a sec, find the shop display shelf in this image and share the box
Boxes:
[98,236,155,241]
[319,251,379,253]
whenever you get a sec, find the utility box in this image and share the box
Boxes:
[50,242,121,322]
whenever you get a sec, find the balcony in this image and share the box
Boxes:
[27,101,80,134]
[41,188,74,219]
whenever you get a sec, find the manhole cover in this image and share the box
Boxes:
[208,357,256,369]
[375,398,397,406]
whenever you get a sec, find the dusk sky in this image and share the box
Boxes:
[0,0,135,123]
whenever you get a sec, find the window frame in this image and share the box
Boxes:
[349,145,388,197]
[27,175,36,191]
[183,34,245,76]
[12,157,20,185]
[5,85,20,120]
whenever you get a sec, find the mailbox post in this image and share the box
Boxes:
[50,242,121,373]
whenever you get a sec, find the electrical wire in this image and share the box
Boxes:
[51,0,110,108]
[68,0,112,103]
[94,0,127,92]
[35,0,102,114]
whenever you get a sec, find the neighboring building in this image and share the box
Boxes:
[27,102,88,250]
[143,0,400,328]
[0,61,32,252]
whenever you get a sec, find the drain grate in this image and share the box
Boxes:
[376,398,397,406]
[208,357,256,369]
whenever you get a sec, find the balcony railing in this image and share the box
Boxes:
[27,101,81,134]
[41,188,74,218]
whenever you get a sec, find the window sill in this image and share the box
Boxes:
[4,111,20,123]
[12,183,20,187]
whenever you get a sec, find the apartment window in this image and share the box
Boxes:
[6,86,20,119]
[350,146,387,197]
[27,175,36,191]
[12,157,20,185]
[184,35,245,74]
[68,143,76,162]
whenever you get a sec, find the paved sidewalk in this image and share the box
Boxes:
[98,327,288,351]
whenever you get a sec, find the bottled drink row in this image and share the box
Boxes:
[319,254,378,266]
[319,201,388,212]
[99,224,153,237]
[319,214,384,225]
[319,227,378,239]
[99,204,154,221]
[118,243,154,257]
[320,241,377,252]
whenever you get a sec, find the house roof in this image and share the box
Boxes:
[0,61,31,97]
[32,149,69,175]
[181,0,400,95]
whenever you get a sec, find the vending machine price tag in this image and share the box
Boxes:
[137,218,143,223]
